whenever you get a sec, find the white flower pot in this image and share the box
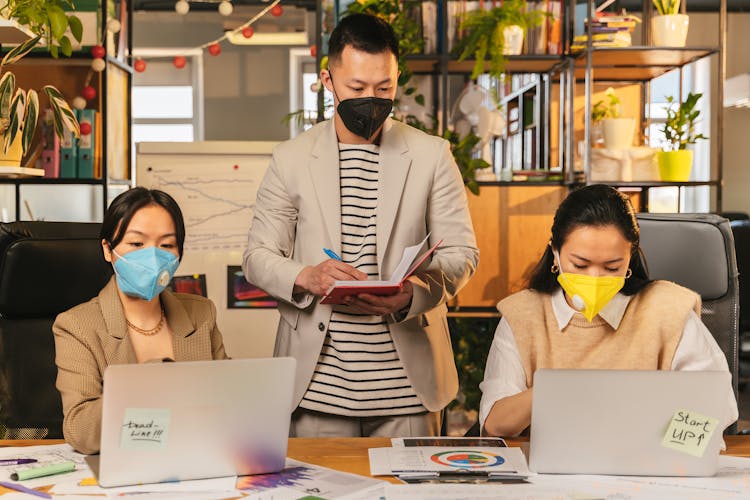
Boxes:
[602,118,635,150]
[651,14,689,47]
[503,25,524,55]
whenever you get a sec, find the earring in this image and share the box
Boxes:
[551,263,559,274]
[625,268,633,279]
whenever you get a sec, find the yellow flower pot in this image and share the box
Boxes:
[0,133,24,167]
[657,150,693,182]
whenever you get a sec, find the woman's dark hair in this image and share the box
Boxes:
[328,13,399,66]
[101,187,186,259]
[528,184,651,295]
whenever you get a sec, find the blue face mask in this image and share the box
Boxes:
[112,247,179,301]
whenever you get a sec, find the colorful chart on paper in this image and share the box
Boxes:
[430,450,505,468]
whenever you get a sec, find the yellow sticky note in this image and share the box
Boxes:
[78,477,99,486]
[661,409,719,457]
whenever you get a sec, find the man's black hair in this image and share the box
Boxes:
[328,13,399,65]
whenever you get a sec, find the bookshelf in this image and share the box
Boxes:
[0,0,133,221]
[574,0,727,212]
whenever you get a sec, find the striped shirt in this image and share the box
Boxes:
[299,143,425,417]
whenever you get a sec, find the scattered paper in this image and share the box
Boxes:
[661,409,719,457]
[51,474,238,496]
[0,444,90,488]
[385,484,559,499]
[237,458,385,498]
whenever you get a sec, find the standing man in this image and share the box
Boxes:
[243,13,478,437]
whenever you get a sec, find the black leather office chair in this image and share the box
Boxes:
[730,220,750,388]
[0,222,111,439]
[722,212,750,222]
[637,213,740,434]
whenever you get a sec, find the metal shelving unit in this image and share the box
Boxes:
[575,0,727,212]
[401,2,572,180]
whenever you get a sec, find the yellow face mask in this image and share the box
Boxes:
[553,250,625,322]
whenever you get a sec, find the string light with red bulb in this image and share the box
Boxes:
[173,56,187,69]
[79,121,93,136]
[134,59,147,72]
[82,85,96,101]
[208,43,221,56]
[132,0,283,73]
[71,17,122,112]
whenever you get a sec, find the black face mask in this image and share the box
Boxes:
[329,71,393,140]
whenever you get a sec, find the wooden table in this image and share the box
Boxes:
[2,436,750,492]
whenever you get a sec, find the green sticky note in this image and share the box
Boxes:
[661,409,719,457]
[120,408,171,450]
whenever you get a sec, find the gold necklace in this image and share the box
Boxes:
[126,308,166,336]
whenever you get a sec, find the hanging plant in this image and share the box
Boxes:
[455,0,549,79]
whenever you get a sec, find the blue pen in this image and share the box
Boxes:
[0,480,52,499]
[323,248,343,261]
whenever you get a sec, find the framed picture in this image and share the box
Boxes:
[168,274,208,297]
[227,266,277,309]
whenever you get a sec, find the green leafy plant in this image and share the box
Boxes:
[448,317,498,412]
[344,0,424,88]
[0,36,80,157]
[1,0,83,57]
[653,0,682,15]
[660,92,707,151]
[455,0,549,79]
[591,87,622,122]
[442,129,487,196]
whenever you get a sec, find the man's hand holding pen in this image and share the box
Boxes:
[293,251,367,296]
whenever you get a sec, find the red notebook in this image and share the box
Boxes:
[321,237,442,305]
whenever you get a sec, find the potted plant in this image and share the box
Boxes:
[592,87,635,150]
[651,0,689,47]
[455,0,548,79]
[0,35,80,167]
[657,92,707,181]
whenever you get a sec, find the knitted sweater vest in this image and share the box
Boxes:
[497,281,702,388]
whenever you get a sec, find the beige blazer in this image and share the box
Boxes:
[243,118,479,412]
[53,277,228,454]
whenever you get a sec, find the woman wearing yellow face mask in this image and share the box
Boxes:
[479,184,738,437]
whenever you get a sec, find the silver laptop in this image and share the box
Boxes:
[529,369,731,476]
[90,357,296,487]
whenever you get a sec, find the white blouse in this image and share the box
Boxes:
[478,288,739,432]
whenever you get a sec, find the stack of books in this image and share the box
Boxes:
[571,11,641,51]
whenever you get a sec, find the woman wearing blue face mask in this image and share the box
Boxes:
[479,184,737,438]
[53,187,228,454]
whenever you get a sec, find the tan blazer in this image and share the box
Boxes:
[243,118,479,412]
[53,277,228,454]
